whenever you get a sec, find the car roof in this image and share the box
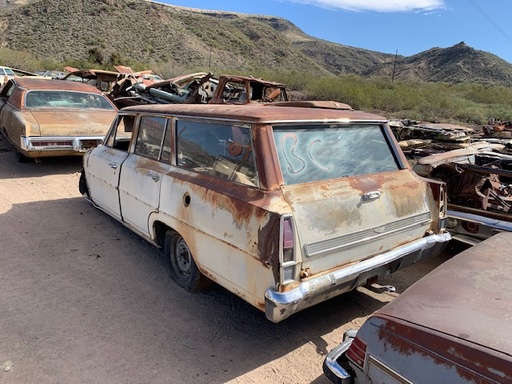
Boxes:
[10,78,105,94]
[378,231,512,353]
[120,102,387,124]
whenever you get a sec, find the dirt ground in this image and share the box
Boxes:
[0,136,466,384]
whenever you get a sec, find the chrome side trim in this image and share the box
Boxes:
[447,209,512,232]
[367,355,413,384]
[305,212,431,257]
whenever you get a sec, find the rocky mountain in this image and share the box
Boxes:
[1,0,512,86]
[364,42,512,86]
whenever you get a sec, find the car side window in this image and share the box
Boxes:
[104,115,135,151]
[176,120,258,186]
[134,116,168,161]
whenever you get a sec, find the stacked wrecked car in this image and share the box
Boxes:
[389,118,512,245]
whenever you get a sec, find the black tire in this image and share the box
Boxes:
[164,230,211,292]
[78,169,90,197]
[15,150,29,163]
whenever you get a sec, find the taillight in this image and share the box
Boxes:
[280,215,297,285]
[32,140,73,147]
[282,217,294,262]
[346,335,367,369]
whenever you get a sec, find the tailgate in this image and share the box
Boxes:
[282,170,432,273]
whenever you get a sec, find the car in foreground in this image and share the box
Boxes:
[0,78,118,162]
[79,101,450,322]
[323,231,512,384]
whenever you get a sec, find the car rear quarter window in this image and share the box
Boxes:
[272,124,400,185]
[176,120,258,186]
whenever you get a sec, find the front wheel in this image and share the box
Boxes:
[78,169,90,197]
[164,230,211,292]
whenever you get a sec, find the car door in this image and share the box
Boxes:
[85,114,135,220]
[118,115,171,236]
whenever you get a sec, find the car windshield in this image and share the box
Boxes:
[5,68,15,76]
[25,90,115,110]
[272,124,400,185]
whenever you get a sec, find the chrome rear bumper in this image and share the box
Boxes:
[265,231,451,323]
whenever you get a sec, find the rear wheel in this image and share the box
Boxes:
[164,230,211,292]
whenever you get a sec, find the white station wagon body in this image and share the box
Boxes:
[80,102,450,322]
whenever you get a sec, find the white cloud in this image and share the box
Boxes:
[284,0,445,12]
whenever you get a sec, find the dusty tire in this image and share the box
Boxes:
[164,230,211,292]
[78,169,90,197]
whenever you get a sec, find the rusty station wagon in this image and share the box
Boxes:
[323,231,512,384]
[79,102,450,322]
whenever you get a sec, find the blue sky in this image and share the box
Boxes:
[157,0,512,64]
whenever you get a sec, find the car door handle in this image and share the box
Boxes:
[108,162,117,169]
[362,190,381,201]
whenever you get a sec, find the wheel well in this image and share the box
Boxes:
[153,221,174,248]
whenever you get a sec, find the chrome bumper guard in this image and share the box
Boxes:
[265,232,451,323]
[322,329,357,384]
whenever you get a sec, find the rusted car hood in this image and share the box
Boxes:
[380,231,512,354]
[24,110,116,136]
[281,170,432,269]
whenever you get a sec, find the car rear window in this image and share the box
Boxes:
[25,91,115,110]
[272,124,401,185]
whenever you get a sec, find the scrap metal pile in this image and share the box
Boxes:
[406,119,512,243]
[390,119,512,157]
[54,67,289,109]
[108,72,289,108]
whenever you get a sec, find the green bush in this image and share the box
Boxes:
[4,49,512,127]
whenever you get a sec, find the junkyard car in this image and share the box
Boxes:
[0,78,118,162]
[79,102,450,322]
[209,74,288,104]
[61,68,123,93]
[413,145,512,245]
[109,73,288,108]
[323,231,512,384]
